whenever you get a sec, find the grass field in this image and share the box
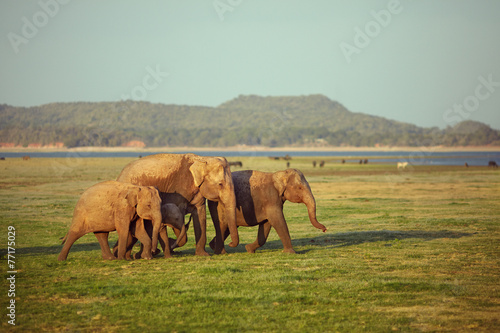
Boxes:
[1,155,499,332]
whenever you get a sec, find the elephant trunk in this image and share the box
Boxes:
[150,211,163,256]
[303,192,327,232]
[222,188,239,247]
[170,215,191,250]
[171,222,187,250]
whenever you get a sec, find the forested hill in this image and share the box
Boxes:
[1,95,499,147]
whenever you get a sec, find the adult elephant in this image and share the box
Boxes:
[208,169,327,254]
[116,153,239,256]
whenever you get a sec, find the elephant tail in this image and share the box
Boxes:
[60,234,68,245]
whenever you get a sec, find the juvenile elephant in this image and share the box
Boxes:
[208,169,327,254]
[57,181,162,261]
[116,153,239,256]
[113,203,189,259]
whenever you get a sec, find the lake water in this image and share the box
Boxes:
[1,150,499,166]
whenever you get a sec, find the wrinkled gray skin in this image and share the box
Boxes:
[116,153,239,256]
[58,181,162,261]
[208,169,327,254]
[113,203,189,259]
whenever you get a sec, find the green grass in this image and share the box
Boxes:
[1,156,499,332]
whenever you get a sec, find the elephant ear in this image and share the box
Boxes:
[125,187,141,207]
[272,170,289,197]
[189,161,207,187]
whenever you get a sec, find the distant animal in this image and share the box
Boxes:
[465,162,469,168]
[22,155,30,160]
[359,160,363,164]
[488,161,498,168]
[0,157,5,160]
[229,161,243,167]
[363,159,368,164]
[397,162,408,170]
[312,161,317,167]
[286,162,290,168]
[341,159,345,164]
[319,161,325,167]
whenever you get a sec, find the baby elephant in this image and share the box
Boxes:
[58,181,162,261]
[208,169,327,254]
[113,203,189,259]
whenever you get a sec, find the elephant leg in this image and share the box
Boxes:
[94,232,115,260]
[160,226,173,258]
[113,233,137,260]
[134,220,153,260]
[245,222,272,253]
[192,205,209,256]
[115,226,130,260]
[269,213,295,254]
[208,201,225,254]
[125,233,137,260]
[158,226,167,251]
[58,231,85,261]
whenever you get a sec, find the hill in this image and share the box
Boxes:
[0,95,499,148]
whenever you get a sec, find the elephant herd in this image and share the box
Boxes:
[58,153,327,261]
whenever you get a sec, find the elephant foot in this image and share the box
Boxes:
[245,244,257,253]
[153,248,161,256]
[163,253,173,259]
[282,248,296,254]
[195,249,210,257]
[102,254,116,260]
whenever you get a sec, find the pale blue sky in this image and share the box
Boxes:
[1,0,499,129]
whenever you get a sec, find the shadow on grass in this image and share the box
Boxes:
[224,229,474,254]
[2,230,474,258]
[1,242,101,257]
[291,229,474,253]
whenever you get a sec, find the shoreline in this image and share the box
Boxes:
[1,145,499,153]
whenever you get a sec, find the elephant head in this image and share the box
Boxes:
[126,185,163,255]
[160,203,190,250]
[272,169,327,232]
[189,156,239,247]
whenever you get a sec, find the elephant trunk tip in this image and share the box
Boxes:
[312,220,327,232]
[60,234,68,245]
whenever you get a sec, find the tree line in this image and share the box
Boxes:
[1,95,499,147]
